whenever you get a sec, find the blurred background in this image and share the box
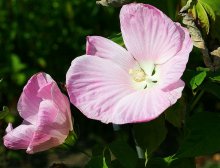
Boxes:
[0,0,120,167]
[0,0,220,168]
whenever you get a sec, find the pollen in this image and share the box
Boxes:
[129,68,147,82]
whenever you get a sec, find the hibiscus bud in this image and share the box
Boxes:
[3,72,73,154]
[96,0,130,7]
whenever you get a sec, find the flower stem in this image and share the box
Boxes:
[190,89,205,112]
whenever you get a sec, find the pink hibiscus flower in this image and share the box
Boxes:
[66,3,193,124]
[4,72,73,154]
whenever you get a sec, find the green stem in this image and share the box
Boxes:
[190,90,205,112]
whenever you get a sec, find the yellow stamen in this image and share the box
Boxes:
[129,68,147,82]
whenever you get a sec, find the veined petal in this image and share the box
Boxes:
[17,72,54,124]
[26,100,69,154]
[120,3,185,63]
[27,131,62,154]
[157,27,193,87]
[66,56,135,123]
[51,83,73,131]
[162,80,185,104]
[110,81,184,124]
[36,100,69,138]
[3,124,35,150]
[86,36,136,70]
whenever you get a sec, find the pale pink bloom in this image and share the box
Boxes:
[66,3,193,124]
[4,72,73,154]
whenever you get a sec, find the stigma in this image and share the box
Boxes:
[129,68,147,82]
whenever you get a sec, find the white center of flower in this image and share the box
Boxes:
[129,62,159,90]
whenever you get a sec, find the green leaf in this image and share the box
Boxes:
[109,33,124,47]
[146,157,168,168]
[203,81,220,99]
[169,158,196,168]
[133,115,167,155]
[199,0,220,40]
[210,75,220,82]
[209,69,220,82]
[63,131,77,148]
[85,156,108,168]
[11,54,26,72]
[146,156,194,168]
[189,71,207,90]
[190,0,220,40]
[195,2,210,34]
[200,0,216,21]
[109,139,138,168]
[0,106,9,120]
[165,98,185,128]
[176,112,220,157]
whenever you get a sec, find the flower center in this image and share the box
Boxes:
[129,68,147,82]
[129,62,159,90]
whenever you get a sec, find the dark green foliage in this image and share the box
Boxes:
[177,112,220,157]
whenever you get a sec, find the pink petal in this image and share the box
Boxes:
[36,78,73,131]
[27,131,62,154]
[162,80,185,104]
[26,100,69,154]
[157,27,193,87]
[37,82,54,100]
[51,83,73,131]
[66,56,135,123]
[4,124,35,150]
[110,81,184,124]
[86,36,136,70]
[120,3,186,63]
[6,123,13,133]
[17,72,54,124]
[36,100,69,138]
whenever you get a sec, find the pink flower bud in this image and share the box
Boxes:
[4,72,73,154]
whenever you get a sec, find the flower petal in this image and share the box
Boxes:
[120,3,186,63]
[51,83,73,131]
[6,123,13,133]
[36,100,69,138]
[4,124,34,150]
[110,81,184,124]
[66,56,135,123]
[26,100,69,154]
[27,132,62,154]
[86,36,135,70]
[162,80,185,104]
[17,72,54,124]
[157,27,193,87]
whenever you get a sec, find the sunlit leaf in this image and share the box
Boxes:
[195,2,210,34]
[190,71,207,90]
[188,0,220,39]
